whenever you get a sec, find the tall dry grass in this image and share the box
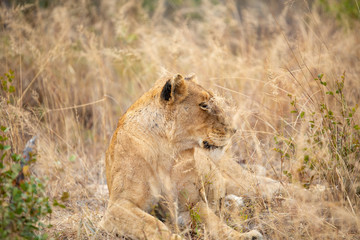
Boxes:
[1,0,359,239]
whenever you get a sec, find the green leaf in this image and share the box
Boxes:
[53,199,66,208]
[9,85,15,93]
[69,154,76,162]
[0,136,8,142]
[1,126,10,132]
[60,192,70,202]
[354,125,360,130]
[300,111,305,118]
[326,91,334,95]
[11,153,21,162]
[304,155,309,163]
[2,145,11,151]
[1,80,7,90]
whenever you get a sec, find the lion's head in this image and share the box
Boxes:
[158,73,236,154]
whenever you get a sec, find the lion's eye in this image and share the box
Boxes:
[199,102,209,110]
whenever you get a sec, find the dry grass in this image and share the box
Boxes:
[1,0,359,239]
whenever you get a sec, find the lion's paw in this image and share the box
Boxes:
[244,230,263,240]
[224,194,244,208]
[170,233,183,240]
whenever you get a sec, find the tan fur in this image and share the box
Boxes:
[172,148,279,240]
[100,73,237,240]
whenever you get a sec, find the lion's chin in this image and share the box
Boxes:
[208,147,225,161]
[201,141,227,161]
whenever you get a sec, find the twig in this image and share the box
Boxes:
[44,97,107,113]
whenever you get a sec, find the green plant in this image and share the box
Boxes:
[275,73,360,201]
[7,0,60,8]
[188,203,202,237]
[0,70,15,104]
[317,0,360,27]
[0,70,56,239]
[0,126,52,240]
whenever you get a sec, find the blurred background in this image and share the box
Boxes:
[0,0,359,239]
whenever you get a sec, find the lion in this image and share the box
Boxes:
[100,73,264,240]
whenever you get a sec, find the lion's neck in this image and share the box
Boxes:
[121,103,197,159]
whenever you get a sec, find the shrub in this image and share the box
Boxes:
[276,73,360,202]
[0,70,53,239]
[0,126,52,239]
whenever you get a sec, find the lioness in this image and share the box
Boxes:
[100,73,262,239]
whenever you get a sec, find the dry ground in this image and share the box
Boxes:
[1,1,360,239]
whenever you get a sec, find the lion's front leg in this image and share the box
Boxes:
[195,201,262,240]
[219,158,284,199]
[224,172,284,200]
[100,198,181,240]
[101,169,181,240]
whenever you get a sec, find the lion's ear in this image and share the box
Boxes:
[161,74,188,103]
[185,73,197,83]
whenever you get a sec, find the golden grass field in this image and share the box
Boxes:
[1,0,360,239]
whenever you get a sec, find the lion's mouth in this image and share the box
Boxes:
[202,141,224,150]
